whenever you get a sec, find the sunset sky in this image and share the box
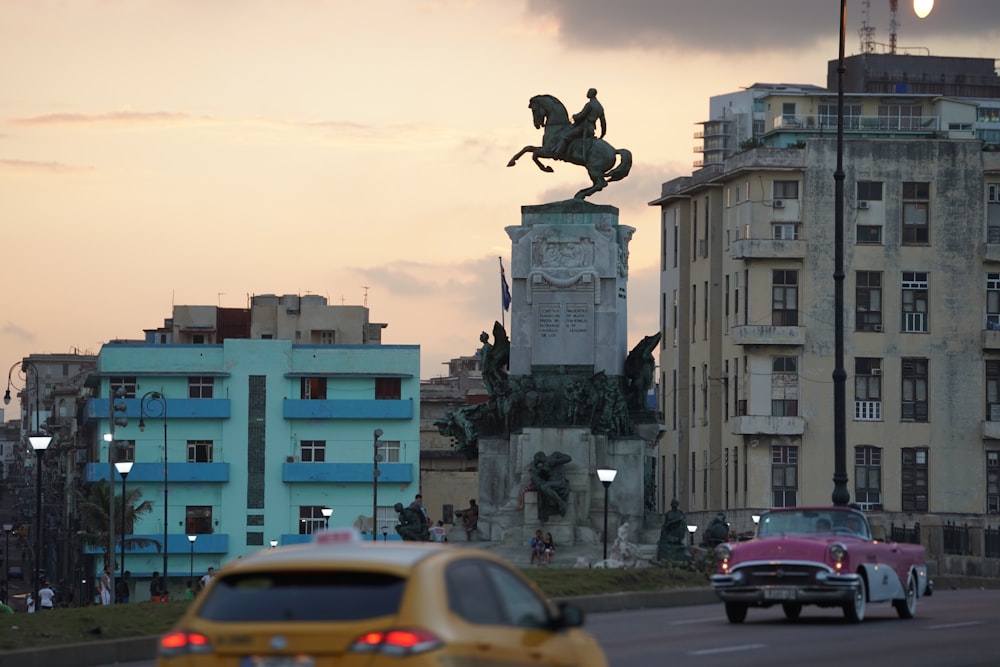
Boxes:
[2,0,997,383]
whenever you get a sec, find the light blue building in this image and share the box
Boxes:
[83,338,420,589]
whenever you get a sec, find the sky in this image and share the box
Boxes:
[2,0,998,382]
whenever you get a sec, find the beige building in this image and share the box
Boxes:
[652,68,1000,521]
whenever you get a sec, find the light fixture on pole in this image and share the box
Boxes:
[187,535,196,585]
[139,391,169,587]
[372,428,383,542]
[30,434,52,604]
[269,539,278,549]
[321,507,332,529]
[687,524,697,547]
[114,460,133,600]
[106,386,128,602]
[596,468,617,560]
[831,0,933,505]
[2,523,12,583]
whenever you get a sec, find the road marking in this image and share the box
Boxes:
[926,621,984,630]
[670,616,720,625]
[690,643,767,656]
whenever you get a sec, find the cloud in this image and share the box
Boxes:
[0,322,36,342]
[9,110,194,126]
[526,0,1000,54]
[0,159,92,174]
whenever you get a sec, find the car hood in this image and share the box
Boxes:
[729,536,839,563]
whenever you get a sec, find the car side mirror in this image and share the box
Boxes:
[554,601,585,628]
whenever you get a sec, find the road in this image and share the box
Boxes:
[97,588,1000,667]
[586,588,1000,667]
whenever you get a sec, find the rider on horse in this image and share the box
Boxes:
[554,88,606,158]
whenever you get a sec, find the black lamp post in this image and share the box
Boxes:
[831,0,933,505]
[2,523,11,596]
[596,468,617,560]
[321,507,332,529]
[372,428,383,542]
[115,460,133,600]
[381,526,388,542]
[687,524,697,547]
[139,391,169,586]
[187,535,196,586]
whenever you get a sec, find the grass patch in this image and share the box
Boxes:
[0,566,708,652]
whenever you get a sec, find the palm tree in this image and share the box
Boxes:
[76,479,161,563]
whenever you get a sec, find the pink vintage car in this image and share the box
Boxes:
[711,506,931,623]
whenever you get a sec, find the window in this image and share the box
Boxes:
[771,445,798,507]
[378,440,401,463]
[110,377,137,399]
[316,330,336,345]
[819,103,860,128]
[854,358,882,421]
[188,376,214,398]
[857,223,882,244]
[771,270,798,326]
[857,181,883,201]
[375,377,401,400]
[856,271,883,332]
[187,440,214,463]
[772,223,800,240]
[299,506,327,535]
[988,184,1000,243]
[113,440,135,463]
[185,506,213,535]
[901,447,929,512]
[989,274,1000,329]
[771,357,798,417]
[901,358,929,422]
[902,182,930,244]
[773,181,799,200]
[988,452,999,514]
[902,272,929,332]
[879,104,922,130]
[301,440,326,462]
[987,361,1000,421]
[301,377,327,400]
[855,446,882,508]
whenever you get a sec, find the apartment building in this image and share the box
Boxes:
[652,55,1000,519]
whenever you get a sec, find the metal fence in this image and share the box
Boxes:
[890,521,921,545]
[943,522,972,555]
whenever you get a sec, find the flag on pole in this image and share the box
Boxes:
[500,257,512,312]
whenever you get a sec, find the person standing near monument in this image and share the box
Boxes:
[459,499,479,541]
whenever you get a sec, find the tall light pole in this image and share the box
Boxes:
[2,523,11,598]
[115,460,133,601]
[372,428,383,542]
[106,385,128,602]
[139,391,168,587]
[321,507,332,529]
[187,535,196,586]
[831,0,933,505]
[596,468,617,560]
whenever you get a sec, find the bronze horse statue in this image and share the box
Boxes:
[507,94,632,200]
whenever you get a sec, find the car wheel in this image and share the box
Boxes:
[843,576,866,623]
[725,602,748,624]
[782,602,802,621]
[893,574,918,619]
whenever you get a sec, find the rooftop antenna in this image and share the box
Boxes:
[363,286,369,308]
[889,0,899,55]
[859,0,876,53]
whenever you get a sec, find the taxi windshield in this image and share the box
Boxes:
[196,570,405,622]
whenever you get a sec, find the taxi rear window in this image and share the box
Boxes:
[196,570,405,622]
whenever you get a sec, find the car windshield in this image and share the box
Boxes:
[758,510,870,540]
[196,570,406,622]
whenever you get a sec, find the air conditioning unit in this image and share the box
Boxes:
[773,200,785,208]
[748,439,760,448]
[858,200,870,209]
[286,455,298,463]
[873,324,883,332]
[871,368,882,376]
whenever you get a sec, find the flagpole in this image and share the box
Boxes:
[499,256,505,329]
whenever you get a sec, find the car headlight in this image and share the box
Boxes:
[715,543,733,561]
[829,542,847,563]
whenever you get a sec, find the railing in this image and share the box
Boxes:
[943,521,972,555]
[890,521,921,545]
[772,114,940,132]
[986,525,1000,559]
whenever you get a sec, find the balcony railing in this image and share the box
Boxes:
[772,114,940,133]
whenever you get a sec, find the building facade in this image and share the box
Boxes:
[653,57,1000,522]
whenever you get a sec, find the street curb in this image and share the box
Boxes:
[556,587,718,613]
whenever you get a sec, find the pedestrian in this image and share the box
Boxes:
[26,594,35,614]
[199,566,215,593]
[530,529,545,565]
[459,499,478,541]
[542,532,555,565]
[430,520,447,542]
[184,580,195,600]
[99,567,112,606]
[149,571,167,602]
[116,571,131,604]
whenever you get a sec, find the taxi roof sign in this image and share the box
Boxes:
[313,528,362,545]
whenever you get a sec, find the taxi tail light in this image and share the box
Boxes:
[159,630,212,657]
[350,628,443,656]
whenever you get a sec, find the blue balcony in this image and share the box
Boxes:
[85,462,230,483]
[84,397,231,421]
[282,462,413,483]
[283,398,413,420]
[83,532,228,556]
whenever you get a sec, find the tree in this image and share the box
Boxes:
[76,480,161,563]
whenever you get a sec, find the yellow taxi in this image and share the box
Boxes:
[156,530,608,667]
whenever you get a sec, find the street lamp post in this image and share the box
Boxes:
[321,507,332,529]
[139,392,169,587]
[687,524,697,547]
[187,535,196,586]
[115,461,133,600]
[30,434,52,604]
[2,523,11,597]
[372,428,383,542]
[596,469,617,560]
[831,0,933,505]
[269,539,278,548]
[381,526,388,542]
